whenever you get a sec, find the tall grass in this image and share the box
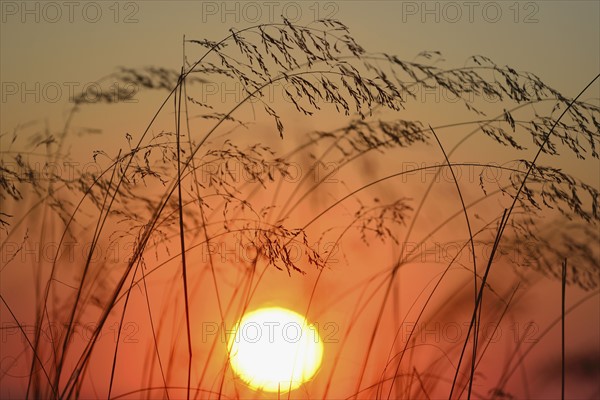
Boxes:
[1,18,599,399]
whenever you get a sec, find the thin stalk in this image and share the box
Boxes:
[561,259,567,400]
[175,70,193,400]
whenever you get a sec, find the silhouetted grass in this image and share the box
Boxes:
[1,18,599,400]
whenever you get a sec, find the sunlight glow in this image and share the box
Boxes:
[227,307,323,392]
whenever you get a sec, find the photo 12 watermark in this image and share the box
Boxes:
[399,1,540,24]
[399,239,541,266]
[200,320,340,344]
[1,81,138,104]
[200,239,341,264]
[199,158,340,186]
[1,321,140,378]
[399,161,504,184]
[1,321,140,345]
[200,1,340,24]
[1,1,140,24]
[400,321,540,344]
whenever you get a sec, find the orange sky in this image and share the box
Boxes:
[1,1,599,399]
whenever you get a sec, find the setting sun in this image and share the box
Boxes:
[227,307,324,392]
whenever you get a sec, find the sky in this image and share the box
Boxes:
[2,1,599,124]
[2,1,599,177]
[1,1,599,399]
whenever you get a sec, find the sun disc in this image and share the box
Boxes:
[227,307,323,392]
